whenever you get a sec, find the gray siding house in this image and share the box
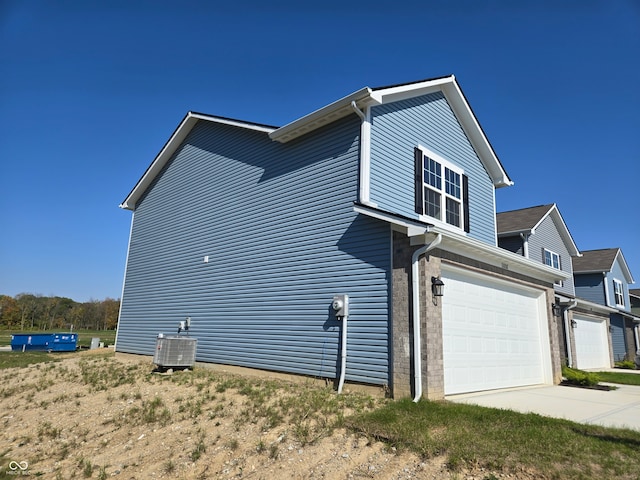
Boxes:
[497,204,614,369]
[573,249,639,362]
[116,76,567,399]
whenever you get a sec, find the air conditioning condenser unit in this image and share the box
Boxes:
[153,335,197,369]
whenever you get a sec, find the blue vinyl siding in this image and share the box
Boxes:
[527,215,575,296]
[117,114,392,385]
[574,273,606,305]
[369,92,496,245]
[608,260,630,311]
[610,313,626,361]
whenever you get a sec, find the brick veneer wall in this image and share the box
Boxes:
[391,231,562,400]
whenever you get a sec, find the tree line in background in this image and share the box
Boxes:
[0,294,120,331]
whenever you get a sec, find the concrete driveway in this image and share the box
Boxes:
[447,382,640,431]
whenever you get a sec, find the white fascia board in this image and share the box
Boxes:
[574,297,618,315]
[353,203,567,284]
[431,226,570,284]
[497,228,533,236]
[614,249,635,284]
[533,204,581,257]
[442,80,513,189]
[120,112,275,210]
[368,76,454,104]
[353,204,429,237]
[269,87,374,143]
[369,76,512,189]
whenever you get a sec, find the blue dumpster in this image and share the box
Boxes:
[11,333,77,352]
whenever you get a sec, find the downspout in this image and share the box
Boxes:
[520,233,530,258]
[561,299,578,368]
[350,101,370,205]
[351,100,365,121]
[412,232,442,402]
[603,272,611,307]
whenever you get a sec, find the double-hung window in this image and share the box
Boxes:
[613,279,625,307]
[543,248,563,286]
[415,146,468,232]
[544,249,560,269]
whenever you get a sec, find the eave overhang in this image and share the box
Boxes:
[354,203,568,284]
[270,75,512,188]
[120,112,276,210]
[573,297,618,315]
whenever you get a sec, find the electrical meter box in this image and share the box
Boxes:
[332,294,349,317]
[153,335,197,369]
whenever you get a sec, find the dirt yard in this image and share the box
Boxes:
[0,350,511,479]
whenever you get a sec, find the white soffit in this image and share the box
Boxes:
[354,204,567,284]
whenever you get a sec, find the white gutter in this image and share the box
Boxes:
[412,232,441,402]
[560,299,578,368]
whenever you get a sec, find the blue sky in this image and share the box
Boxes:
[1,1,638,302]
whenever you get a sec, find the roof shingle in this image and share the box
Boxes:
[572,248,620,273]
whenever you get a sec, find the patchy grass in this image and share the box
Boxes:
[0,351,60,369]
[345,398,640,479]
[3,352,640,479]
[596,371,640,386]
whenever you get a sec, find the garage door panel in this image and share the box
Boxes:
[442,268,550,395]
[574,315,610,370]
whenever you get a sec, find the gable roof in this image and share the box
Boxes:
[121,76,512,210]
[496,204,580,257]
[270,75,512,188]
[573,248,635,283]
[630,288,640,299]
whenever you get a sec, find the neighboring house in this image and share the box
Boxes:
[573,249,638,362]
[496,205,614,370]
[116,75,568,400]
[631,289,640,354]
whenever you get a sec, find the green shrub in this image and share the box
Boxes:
[614,360,636,370]
[562,366,600,387]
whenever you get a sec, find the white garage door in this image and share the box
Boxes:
[574,315,610,370]
[442,267,551,395]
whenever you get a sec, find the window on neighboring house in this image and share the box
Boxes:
[543,248,563,287]
[613,279,625,307]
[414,146,469,232]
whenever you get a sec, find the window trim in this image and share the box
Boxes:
[543,248,563,287]
[613,278,625,307]
[415,145,467,233]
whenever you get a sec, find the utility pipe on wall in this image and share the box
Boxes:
[337,312,348,394]
[561,299,578,368]
[411,232,442,403]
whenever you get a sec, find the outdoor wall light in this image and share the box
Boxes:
[431,276,445,297]
[571,319,578,328]
[552,304,563,317]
